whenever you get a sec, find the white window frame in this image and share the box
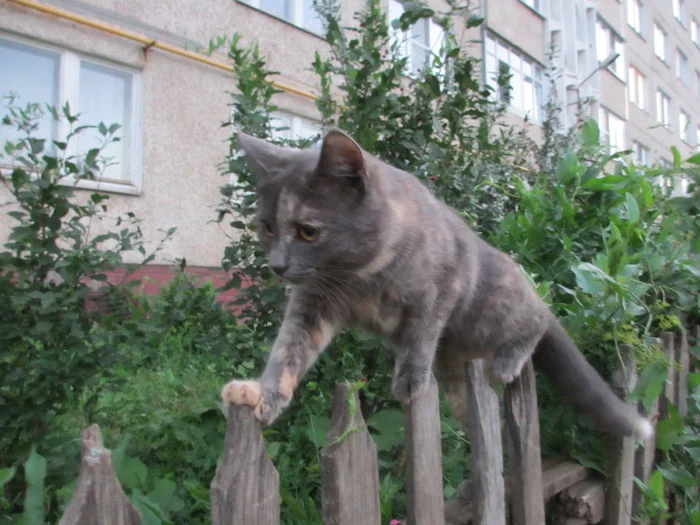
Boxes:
[269,111,322,144]
[653,23,668,63]
[696,70,700,99]
[520,0,545,13]
[672,0,686,27]
[692,18,699,47]
[240,0,323,35]
[627,0,644,35]
[0,33,142,195]
[679,109,691,143]
[628,66,646,110]
[595,19,625,79]
[656,89,672,128]
[388,0,446,77]
[484,33,544,123]
[675,48,690,85]
[631,140,651,166]
[598,106,625,153]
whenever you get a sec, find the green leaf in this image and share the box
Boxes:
[580,119,600,147]
[630,361,668,414]
[307,414,330,448]
[647,469,665,498]
[22,449,46,525]
[117,456,148,491]
[98,122,108,136]
[625,193,640,222]
[686,153,700,165]
[0,467,16,489]
[671,146,681,169]
[368,409,405,451]
[655,404,683,451]
[466,15,484,28]
[147,478,184,516]
[657,463,697,488]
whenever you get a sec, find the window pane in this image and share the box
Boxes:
[411,18,429,47]
[78,61,132,181]
[269,114,292,140]
[0,38,59,145]
[303,0,323,33]
[259,0,290,20]
[653,24,666,60]
[411,42,430,75]
[596,22,609,61]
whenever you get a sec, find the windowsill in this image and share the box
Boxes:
[603,67,626,86]
[65,177,142,196]
[656,56,671,69]
[236,0,326,41]
[630,102,648,114]
[517,1,545,21]
[627,25,646,41]
[0,165,142,195]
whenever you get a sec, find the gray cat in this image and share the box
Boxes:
[221,128,652,440]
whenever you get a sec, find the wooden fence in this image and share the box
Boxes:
[57,327,696,525]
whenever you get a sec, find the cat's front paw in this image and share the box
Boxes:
[221,380,287,426]
[392,366,431,404]
[221,380,262,407]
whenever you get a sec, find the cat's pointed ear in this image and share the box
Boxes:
[237,131,289,181]
[316,129,368,188]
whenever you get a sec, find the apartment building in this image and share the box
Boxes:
[483,0,699,172]
[0,0,697,275]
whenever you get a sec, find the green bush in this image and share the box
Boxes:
[0,99,173,465]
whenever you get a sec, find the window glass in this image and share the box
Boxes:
[78,61,133,181]
[0,38,60,145]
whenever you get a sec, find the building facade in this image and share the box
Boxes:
[1,0,698,276]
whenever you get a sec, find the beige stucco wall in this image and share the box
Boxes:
[485,0,546,63]
[0,0,337,267]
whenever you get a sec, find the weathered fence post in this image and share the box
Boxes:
[58,424,141,525]
[211,405,280,525]
[405,374,445,525]
[633,337,661,523]
[321,383,381,525]
[675,330,689,418]
[466,360,506,525]
[605,344,638,525]
[654,332,676,525]
[504,360,545,525]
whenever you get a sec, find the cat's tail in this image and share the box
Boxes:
[532,318,653,440]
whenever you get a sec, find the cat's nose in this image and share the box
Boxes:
[270,263,288,276]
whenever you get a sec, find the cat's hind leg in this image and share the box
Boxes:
[487,337,540,385]
[433,346,469,430]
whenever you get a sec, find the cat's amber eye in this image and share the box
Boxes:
[297,224,320,242]
[261,221,274,237]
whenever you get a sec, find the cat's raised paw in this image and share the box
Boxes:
[221,380,262,407]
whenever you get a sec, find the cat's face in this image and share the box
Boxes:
[237,129,386,283]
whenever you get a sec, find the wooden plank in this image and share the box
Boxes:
[504,360,545,525]
[541,457,591,500]
[58,424,141,525]
[605,344,637,525]
[405,374,445,525]
[211,405,279,525]
[465,360,506,525]
[559,478,605,523]
[321,383,381,525]
[674,330,689,417]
